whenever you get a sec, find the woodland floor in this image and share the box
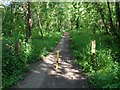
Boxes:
[12,30,89,88]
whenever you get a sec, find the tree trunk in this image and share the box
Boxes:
[13,2,17,26]
[13,2,16,22]
[46,2,50,31]
[10,2,17,36]
[95,3,110,34]
[22,3,27,19]
[15,41,20,55]
[76,17,79,30]
[37,11,43,38]
[59,20,61,32]
[36,2,43,38]
[115,1,120,31]
[22,2,27,34]
[76,3,80,30]
[100,11,110,34]
[107,2,117,35]
[26,2,32,42]
[10,2,13,36]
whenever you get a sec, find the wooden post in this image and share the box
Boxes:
[91,40,96,61]
[15,41,20,55]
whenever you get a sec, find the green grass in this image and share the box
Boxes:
[26,31,64,63]
[69,29,120,88]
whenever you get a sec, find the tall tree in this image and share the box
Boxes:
[57,2,61,32]
[36,3,43,38]
[26,2,32,42]
[10,2,13,36]
[115,1,120,31]
[94,3,110,34]
[22,2,27,34]
[107,1,117,35]
[10,2,17,36]
[36,2,43,38]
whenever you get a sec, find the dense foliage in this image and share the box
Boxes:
[2,31,63,88]
[66,2,120,88]
[1,1,120,88]
[1,2,64,88]
[69,30,120,88]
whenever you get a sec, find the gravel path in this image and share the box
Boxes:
[12,30,89,88]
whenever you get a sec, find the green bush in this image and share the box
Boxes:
[2,31,63,88]
[69,29,120,88]
[27,31,63,63]
[2,37,29,88]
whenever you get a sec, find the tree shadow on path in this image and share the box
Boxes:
[12,30,90,88]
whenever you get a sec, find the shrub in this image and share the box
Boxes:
[69,29,120,88]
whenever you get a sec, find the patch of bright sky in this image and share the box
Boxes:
[0,0,11,6]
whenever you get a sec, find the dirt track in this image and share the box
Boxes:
[12,30,89,88]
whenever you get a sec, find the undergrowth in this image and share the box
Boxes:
[69,29,120,88]
[2,31,63,88]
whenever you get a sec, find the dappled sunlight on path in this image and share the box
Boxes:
[12,30,88,88]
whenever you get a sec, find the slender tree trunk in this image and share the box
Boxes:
[36,2,43,38]
[10,2,17,36]
[72,3,79,30]
[100,11,110,34]
[30,10,33,27]
[28,2,32,38]
[107,2,117,35]
[76,17,79,30]
[22,3,27,20]
[26,2,32,42]
[15,41,20,55]
[95,3,110,34]
[13,3,16,24]
[10,2,20,54]
[46,2,50,31]
[115,1,120,31]
[10,2,13,36]
[22,2,27,34]
[37,11,43,38]
[57,3,61,32]
[58,19,61,32]
[76,4,80,30]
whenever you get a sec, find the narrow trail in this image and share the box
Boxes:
[12,30,89,88]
